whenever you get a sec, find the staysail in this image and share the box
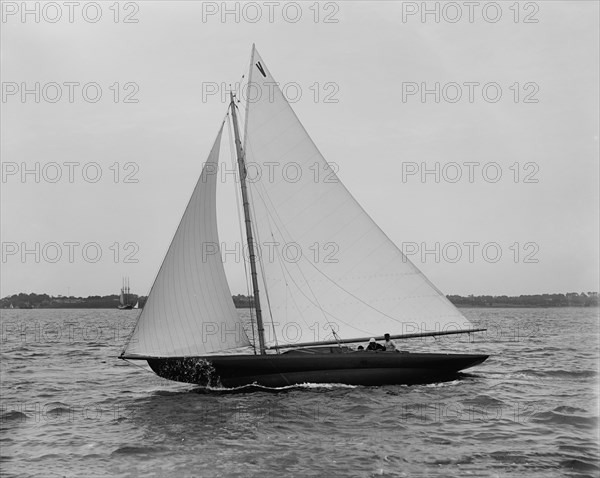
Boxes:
[121,124,250,358]
[243,47,474,348]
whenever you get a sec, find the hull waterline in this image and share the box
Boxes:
[146,350,489,388]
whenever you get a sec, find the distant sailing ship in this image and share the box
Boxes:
[120,46,488,387]
[117,278,133,310]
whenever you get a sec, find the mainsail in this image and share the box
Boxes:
[121,124,250,358]
[243,47,473,348]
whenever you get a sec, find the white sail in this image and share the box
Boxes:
[119,290,125,306]
[121,124,250,358]
[243,47,473,348]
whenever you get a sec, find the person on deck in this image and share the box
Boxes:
[383,333,397,351]
[366,338,385,351]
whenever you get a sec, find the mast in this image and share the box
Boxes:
[229,91,267,355]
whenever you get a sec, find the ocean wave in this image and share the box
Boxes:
[553,405,589,414]
[111,445,164,456]
[0,410,27,422]
[462,394,506,407]
[560,458,600,473]
[532,409,598,428]
[45,407,73,418]
[515,369,598,379]
[28,453,65,462]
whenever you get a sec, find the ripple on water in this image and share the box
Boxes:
[560,457,600,474]
[111,445,165,456]
[532,408,598,429]
[0,410,28,422]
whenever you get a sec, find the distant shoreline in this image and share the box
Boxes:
[453,304,599,308]
[1,292,598,309]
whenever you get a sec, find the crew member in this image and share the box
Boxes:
[383,333,397,351]
[366,338,385,351]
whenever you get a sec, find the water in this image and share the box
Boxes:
[1,308,598,477]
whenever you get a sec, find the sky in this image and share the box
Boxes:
[1,1,598,298]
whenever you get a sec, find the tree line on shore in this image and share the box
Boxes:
[1,292,597,309]
[447,292,598,308]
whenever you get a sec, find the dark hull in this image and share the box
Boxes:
[118,305,133,310]
[147,350,489,388]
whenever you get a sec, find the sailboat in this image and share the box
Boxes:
[133,301,139,309]
[119,46,488,388]
[117,277,133,310]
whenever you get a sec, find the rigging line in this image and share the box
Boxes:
[123,358,156,375]
[245,172,280,351]
[299,243,454,326]
[331,328,344,348]
[258,245,280,352]
[296,243,407,324]
[234,98,279,350]
[241,44,255,152]
[226,112,256,354]
[246,180,391,334]
[248,173,312,343]
[247,172,327,336]
[239,88,446,336]
[266,227,309,346]
[241,168,415,328]
[257,184,331,331]
[241,129,332,332]
[228,58,250,116]
[249,178,363,338]
[243,171,351,336]
[269,235,369,336]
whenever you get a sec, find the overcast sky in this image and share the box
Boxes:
[1,1,598,298]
